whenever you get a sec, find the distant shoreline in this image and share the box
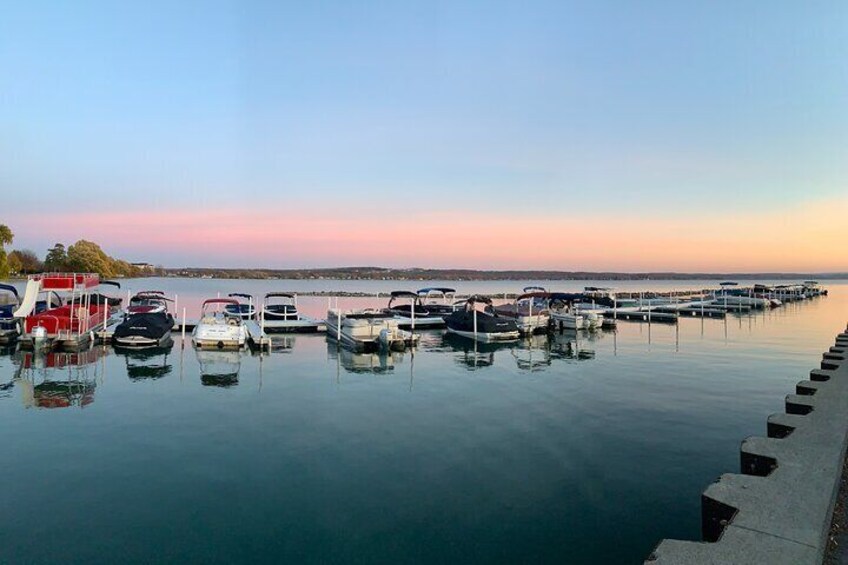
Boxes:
[156,267,848,281]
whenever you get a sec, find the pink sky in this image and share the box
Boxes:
[12,195,848,272]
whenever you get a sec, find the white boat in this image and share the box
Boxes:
[493,291,550,334]
[192,298,247,349]
[711,282,771,309]
[325,308,418,351]
[548,292,603,330]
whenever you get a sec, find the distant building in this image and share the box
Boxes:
[131,262,155,271]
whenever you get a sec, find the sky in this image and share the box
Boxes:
[1,1,846,271]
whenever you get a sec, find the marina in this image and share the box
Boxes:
[0,277,843,565]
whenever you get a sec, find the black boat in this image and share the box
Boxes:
[384,291,445,328]
[113,293,175,348]
[415,287,459,318]
[260,293,325,333]
[444,296,521,342]
[224,293,257,321]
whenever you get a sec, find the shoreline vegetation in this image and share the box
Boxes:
[158,267,848,281]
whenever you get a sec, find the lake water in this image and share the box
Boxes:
[1,278,845,564]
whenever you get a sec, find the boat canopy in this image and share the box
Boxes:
[265,292,295,299]
[417,287,456,295]
[0,283,19,299]
[100,280,121,288]
[228,293,254,300]
[390,291,419,299]
[202,298,239,306]
[35,273,100,290]
[719,281,738,286]
[133,292,173,302]
[804,280,819,284]
[523,286,547,293]
[517,291,550,301]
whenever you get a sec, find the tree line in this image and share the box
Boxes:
[0,224,144,279]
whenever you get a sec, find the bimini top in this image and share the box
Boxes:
[201,298,239,306]
[417,287,456,295]
[34,273,100,290]
[133,292,173,302]
[804,280,819,285]
[228,293,254,301]
[584,286,613,292]
[517,291,550,301]
[265,292,295,299]
[100,280,121,289]
[0,283,19,299]
[390,290,419,299]
[719,281,739,286]
[523,286,547,293]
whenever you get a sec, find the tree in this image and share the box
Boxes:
[9,249,43,274]
[0,224,13,279]
[44,243,68,272]
[66,240,115,277]
[7,251,22,274]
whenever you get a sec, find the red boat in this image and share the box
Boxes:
[22,273,108,349]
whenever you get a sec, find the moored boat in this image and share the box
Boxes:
[192,298,247,349]
[493,291,551,334]
[0,284,21,343]
[325,307,417,351]
[224,293,257,321]
[260,293,326,333]
[385,290,446,329]
[445,296,520,342]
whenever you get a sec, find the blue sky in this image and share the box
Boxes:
[2,1,846,269]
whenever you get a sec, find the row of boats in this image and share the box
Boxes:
[0,274,830,353]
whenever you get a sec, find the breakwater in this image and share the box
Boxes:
[647,324,848,564]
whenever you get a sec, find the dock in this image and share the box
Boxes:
[244,320,271,351]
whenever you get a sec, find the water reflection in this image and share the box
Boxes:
[12,348,106,409]
[114,340,174,381]
[196,349,241,387]
[442,332,512,370]
[327,341,407,374]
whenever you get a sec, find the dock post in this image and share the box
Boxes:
[337,308,341,341]
[104,298,108,342]
[174,294,178,321]
[181,307,187,348]
[473,307,478,339]
[411,300,415,332]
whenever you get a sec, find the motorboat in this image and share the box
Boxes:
[385,290,446,329]
[224,293,257,321]
[444,296,520,342]
[493,291,551,334]
[192,298,247,349]
[260,293,326,333]
[325,307,418,351]
[415,287,459,318]
[113,292,175,347]
[711,282,770,309]
[0,283,21,343]
[548,292,586,330]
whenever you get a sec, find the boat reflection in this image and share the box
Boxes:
[13,347,106,409]
[196,348,241,387]
[549,330,600,361]
[114,339,174,381]
[327,341,406,374]
[442,332,513,370]
[510,333,553,371]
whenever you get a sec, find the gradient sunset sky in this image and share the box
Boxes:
[2,1,846,271]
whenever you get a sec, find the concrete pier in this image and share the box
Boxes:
[647,325,848,564]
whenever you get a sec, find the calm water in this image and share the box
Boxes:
[1,278,845,564]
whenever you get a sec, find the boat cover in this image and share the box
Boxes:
[114,313,174,341]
